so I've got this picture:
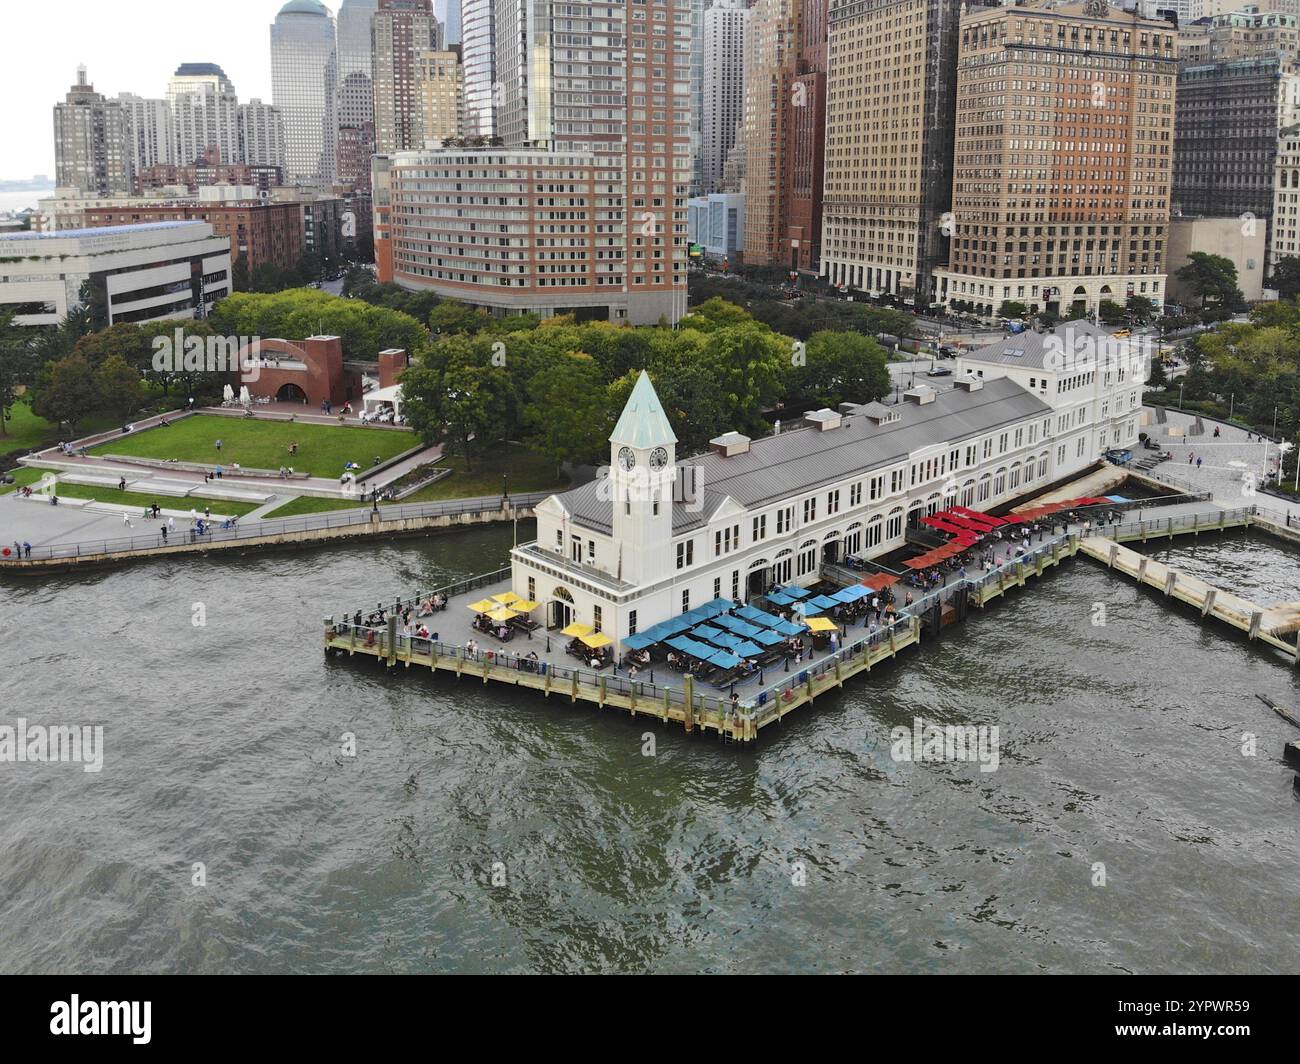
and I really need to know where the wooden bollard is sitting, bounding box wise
[1108,543,1119,569]
[1163,571,1177,597]
[1248,611,1262,641]
[1201,588,1217,617]
[1137,557,1149,583]
[683,675,695,732]
[386,615,397,666]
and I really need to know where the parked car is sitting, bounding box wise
[926,365,953,377]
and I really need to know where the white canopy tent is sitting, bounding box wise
[361,384,404,422]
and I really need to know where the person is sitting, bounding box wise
[23,541,31,558]
[1188,453,1194,464]
[1196,456,1203,469]
[204,505,211,520]
[215,438,223,452]
[160,525,168,542]
[729,691,740,718]
[118,476,126,492]
[167,516,175,532]
[1214,425,1220,438]
[122,512,133,529]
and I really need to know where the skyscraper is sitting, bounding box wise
[373,0,444,154]
[337,0,380,188]
[821,0,963,303]
[702,0,749,195]
[239,99,288,171]
[53,66,132,195]
[167,63,241,166]
[494,0,691,320]
[459,0,495,138]
[933,1,1177,319]
[118,93,175,178]
[271,0,339,187]
[743,0,795,264]
[416,50,464,146]
[435,0,463,44]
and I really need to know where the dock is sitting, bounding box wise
[322,500,1300,743]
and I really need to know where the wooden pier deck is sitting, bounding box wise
[1078,536,1300,664]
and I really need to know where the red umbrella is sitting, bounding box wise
[863,572,900,591]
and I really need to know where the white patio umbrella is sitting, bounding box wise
[239,385,251,406]
[223,384,235,403]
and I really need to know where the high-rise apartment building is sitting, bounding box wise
[435,0,463,43]
[782,0,828,273]
[53,66,132,195]
[702,0,749,195]
[933,1,1178,320]
[118,93,175,179]
[337,0,380,189]
[822,0,962,302]
[373,0,445,154]
[1174,57,1300,232]
[239,99,288,171]
[271,0,339,187]
[416,50,464,146]
[167,63,241,167]
[380,0,692,324]
[743,0,796,264]
[459,0,496,137]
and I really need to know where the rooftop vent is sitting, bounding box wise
[903,384,937,405]
[804,408,843,431]
[709,431,751,457]
[955,374,984,392]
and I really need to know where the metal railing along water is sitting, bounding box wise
[1,491,550,564]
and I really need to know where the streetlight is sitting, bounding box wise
[1178,379,1185,410]
[502,472,509,501]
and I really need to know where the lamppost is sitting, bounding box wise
[502,472,509,501]
[1178,378,1185,410]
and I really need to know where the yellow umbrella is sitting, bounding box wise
[468,598,498,613]
[805,616,838,633]
[561,622,594,637]
[486,606,519,622]
[512,599,540,612]
[580,631,613,648]
[493,591,522,605]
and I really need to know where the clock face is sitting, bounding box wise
[649,446,669,471]
[618,446,636,471]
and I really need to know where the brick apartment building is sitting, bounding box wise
[79,201,304,273]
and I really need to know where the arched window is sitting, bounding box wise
[865,515,884,550]
[796,538,819,577]
[961,478,976,507]
[978,473,992,503]
[844,521,863,556]
[886,506,904,541]
[773,548,794,585]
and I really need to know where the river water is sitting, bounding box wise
[2,524,1298,974]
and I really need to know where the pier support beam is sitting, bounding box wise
[1137,557,1149,583]
[1248,611,1262,641]
[1163,571,1177,597]
[1201,588,1216,618]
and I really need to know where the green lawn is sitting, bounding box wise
[88,415,416,478]
[42,481,261,516]
[3,466,49,493]
[0,401,57,453]
[260,445,568,518]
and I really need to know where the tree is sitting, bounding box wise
[998,300,1028,320]
[428,301,493,337]
[30,354,100,433]
[789,330,890,409]
[1098,300,1127,325]
[1269,255,1300,301]
[1176,252,1243,310]
[1126,295,1157,324]
[96,354,144,421]
[231,254,250,293]
[522,355,612,476]
[400,359,512,470]
[0,311,27,437]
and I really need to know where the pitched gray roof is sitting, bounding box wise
[555,376,1052,535]
[960,321,1119,371]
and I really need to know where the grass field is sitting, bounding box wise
[88,415,416,478]
[41,482,261,516]
[261,445,569,518]
[0,402,57,454]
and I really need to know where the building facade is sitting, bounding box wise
[167,63,241,167]
[336,0,380,189]
[77,201,304,273]
[1173,56,1300,252]
[271,0,339,187]
[118,94,175,178]
[417,49,464,146]
[822,0,962,302]
[238,99,288,170]
[374,0,445,154]
[702,0,749,195]
[459,0,496,138]
[933,1,1178,320]
[688,191,746,258]
[508,347,1140,652]
[742,0,796,264]
[53,67,133,196]
[1167,214,1268,300]
[0,222,231,327]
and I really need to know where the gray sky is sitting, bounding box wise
[0,0,288,181]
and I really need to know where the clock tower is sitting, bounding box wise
[609,372,677,585]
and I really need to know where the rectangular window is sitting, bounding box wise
[676,540,693,569]
[827,490,840,515]
[752,514,767,540]
[629,609,637,635]
[527,577,535,602]
[850,482,862,507]
[731,569,739,599]
[803,497,817,523]
[593,605,603,632]
[713,576,721,598]
[681,589,690,613]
